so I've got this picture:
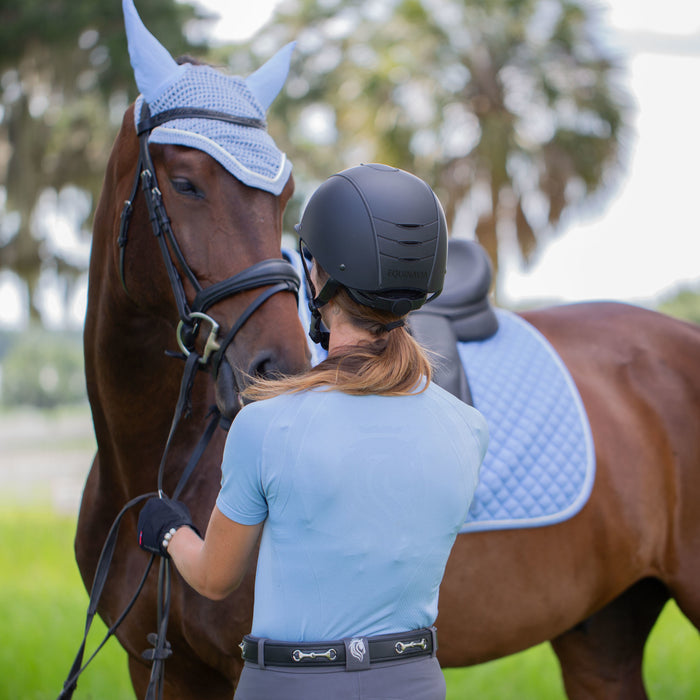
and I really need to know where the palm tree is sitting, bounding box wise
[256,0,630,288]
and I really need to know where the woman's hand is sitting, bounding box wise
[138,501,263,601]
[137,496,199,557]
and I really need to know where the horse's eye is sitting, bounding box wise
[171,178,203,199]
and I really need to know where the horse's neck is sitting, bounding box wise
[85,282,213,496]
[84,125,218,497]
[86,182,182,436]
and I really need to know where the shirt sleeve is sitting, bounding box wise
[216,403,269,525]
[467,405,490,463]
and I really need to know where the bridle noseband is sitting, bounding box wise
[58,105,302,700]
[117,103,301,373]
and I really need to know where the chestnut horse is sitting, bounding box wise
[77,105,700,699]
[438,301,700,699]
[72,9,700,698]
[74,95,310,697]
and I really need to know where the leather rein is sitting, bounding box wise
[59,104,300,700]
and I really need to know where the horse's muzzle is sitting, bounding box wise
[214,359,244,422]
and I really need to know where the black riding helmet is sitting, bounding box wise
[297,164,448,325]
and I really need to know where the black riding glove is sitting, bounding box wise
[137,496,198,558]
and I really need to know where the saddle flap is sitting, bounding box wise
[408,313,473,406]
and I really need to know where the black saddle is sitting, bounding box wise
[408,239,498,405]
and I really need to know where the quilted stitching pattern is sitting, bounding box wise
[458,309,595,532]
[289,245,595,535]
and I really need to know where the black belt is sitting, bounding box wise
[239,627,437,670]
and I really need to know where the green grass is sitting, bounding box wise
[2,508,699,699]
[0,508,132,700]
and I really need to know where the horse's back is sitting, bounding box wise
[522,300,700,358]
[523,301,700,579]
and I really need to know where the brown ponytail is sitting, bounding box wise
[242,286,432,400]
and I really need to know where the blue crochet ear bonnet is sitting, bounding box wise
[123,0,293,196]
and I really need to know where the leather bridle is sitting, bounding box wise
[117,103,301,373]
[59,104,301,700]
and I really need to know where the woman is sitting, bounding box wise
[138,163,489,700]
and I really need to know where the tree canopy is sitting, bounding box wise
[1,0,631,323]
[257,0,631,284]
[0,0,199,320]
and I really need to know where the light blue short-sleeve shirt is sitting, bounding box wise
[216,382,488,642]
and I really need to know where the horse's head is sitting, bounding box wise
[113,0,310,420]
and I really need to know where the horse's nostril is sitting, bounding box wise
[248,352,276,380]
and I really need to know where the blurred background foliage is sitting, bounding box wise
[256,0,632,278]
[1,0,630,322]
[0,0,199,322]
[0,327,85,407]
[656,286,700,326]
[0,0,698,408]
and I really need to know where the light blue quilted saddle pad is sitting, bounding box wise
[283,248,595,534]
[459,309,595,533]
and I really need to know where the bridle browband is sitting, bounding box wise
[59,104,300,700]
[117,102,300,371]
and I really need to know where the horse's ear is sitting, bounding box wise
[245,42,296,112]
[123,0,185,102]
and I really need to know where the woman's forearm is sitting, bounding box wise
[167,508,263,601]
[167,527,231,600]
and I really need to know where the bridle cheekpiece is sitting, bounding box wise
[117,103,301,374]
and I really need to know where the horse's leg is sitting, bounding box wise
[550,578,669,700]
[128,656,150,699]
[666,566,700,661]
[128,651,236,700]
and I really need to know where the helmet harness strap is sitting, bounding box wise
[298,240,332,350]
[298,239,343,350]
[298,241,408,350]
